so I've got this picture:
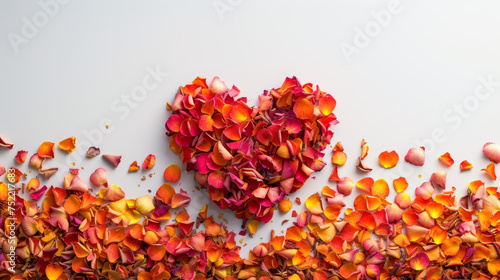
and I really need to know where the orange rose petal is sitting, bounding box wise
[393,177,408,193]
[63,194,81,215]
[321,186,336,198]
[293,98,314,120]
[406,225,430,242]
[26,178,40,191]
[482,162,497,180]
[339,262,358,279]
[230,104,251,123]
[128,161,139,172]
[45,263,63,280]
[371,178,389,197]
[278,199,293,213]
[438,152,454,167]
[331,151,347,166]
[426,202,444,219]
[468,180,484,194]
[318,94,336,116]
[58,137,77,153]
[324,204,342,220]
[156,183,175,204]
[378,151,399,169]
[429,225,447,245]
[356,177,374,194]
[402,209,418,226]
[317,224,335,243]
[147,244,167,261]
[358,212,376,230]
[305,193,323,214]
[460,160,473,171]
[488,259,500,275]
[164,164,181,182]
[38,141,55,158]
[329,166,340,181]
[441,237,461,256]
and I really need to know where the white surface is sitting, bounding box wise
[2,0,500,256]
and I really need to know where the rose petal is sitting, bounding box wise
[460,160,473,171]
[45,264,63,280]
[404,146,425,166]
[356,177,374,194]
[293,98,314,120]
[415,182,434,200]
[15,150,28,164]
[142,154,155,169]
[438,152,454,167]
[86,146,100,158]
[136,195,155,215]
[371,178,389,197]
[482,162,497,180]
[103,184,126,201]
[103,154,122,167]
[393,177,408,193]
[210,76,229,94]
[337,177,354,196]
[410,252,430,271]
[58,137,77,153]
[331,151,347,166]
[38,141,55,158]
[0,135,14,149]
[483,142,500,163]
[164,164,181,182]
[90,167,107,187]
[378,151,399,168]
[305,193,323,215]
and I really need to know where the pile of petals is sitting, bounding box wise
[0,170,244,280]
[165,77,338,223]
[4,162,500,279]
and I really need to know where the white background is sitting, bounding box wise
[2,0,500,255]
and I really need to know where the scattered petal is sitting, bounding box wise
[164,164,181,182]
[103,154,122,167]
[379,151,399,168]
[438,152,454,167]
[404,147,425,166]
[142,154,156,169]
[58,137,77,153]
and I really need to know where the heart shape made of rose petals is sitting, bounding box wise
[166,76,338,224]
